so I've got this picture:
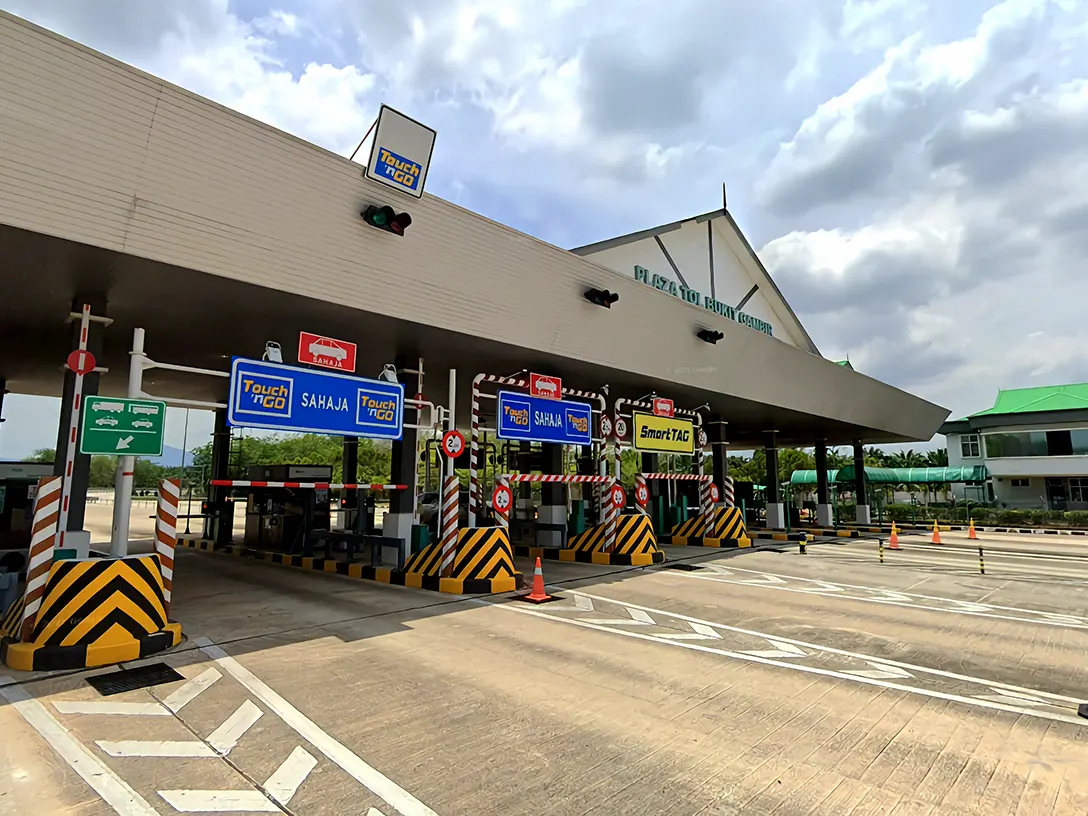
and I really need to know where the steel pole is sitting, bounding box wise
[110,327,145,556]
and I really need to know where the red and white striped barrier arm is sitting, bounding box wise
[208,480,408,490]
[503,474,612,483]
[156,478,180,613]
[439,474,460,576]
[20,476,63,642]
[640,473,709,481]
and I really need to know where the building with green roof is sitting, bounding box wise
[939,383,1088,510]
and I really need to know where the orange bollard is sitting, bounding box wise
[888,522,901,550]
[521,557,553,604]
[968,518,978,540]
[931,519,942,544]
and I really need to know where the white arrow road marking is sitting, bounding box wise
[974,688,1053,707]
[116,435,134,450]
[736,574,787,585]
[572,595,594,612]
[947,600,992,613]
[793,581,845,593]
[741,639,808,659]
[656,622,722,640]
[208,701,263,755]
[368,810,388,816]
[583,607,656,626]
[53,668,221,717]
[871,591,914,603]
[844,661,914,680]
[98,740,218,758]
[1035,612,1088,625]
[159,746,317,813]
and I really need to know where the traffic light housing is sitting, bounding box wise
[697,329,725,344]
[584,288,620,308]
[361,204,412,236]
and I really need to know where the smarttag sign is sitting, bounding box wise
[364,105,437,200]
[228,358,403,440]
[632,412,695,455]
[496,391,592,446]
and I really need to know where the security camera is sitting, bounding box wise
[263,341,283,363]
[379,364,399,384]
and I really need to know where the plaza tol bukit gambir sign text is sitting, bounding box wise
[634,265,773,337]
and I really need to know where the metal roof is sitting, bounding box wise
[971,383,1088,416]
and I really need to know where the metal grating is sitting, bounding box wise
[660,563,704,571]
[86,662,184,697]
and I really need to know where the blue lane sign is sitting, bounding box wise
[496,391,592,446]
[228,358,403,440]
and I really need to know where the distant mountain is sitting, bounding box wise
[148,446,192,468]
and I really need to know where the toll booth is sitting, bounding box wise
[0,462,54,574]
[242,465,334,551]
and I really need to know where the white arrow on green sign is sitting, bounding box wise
[80,397,166,456]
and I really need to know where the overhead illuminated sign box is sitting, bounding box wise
[364,104,437,199]
[228,358,403,440]
[496,391,592,446]
[633,412,695,454]
[633,265,773,337]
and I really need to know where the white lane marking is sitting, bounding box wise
[482,598,1088,727]
[54,701,169,716]
[163,668,222,712]
[655,621,722,640]
[97,740,217,758]
[195,638,441,816]
[741,639,808,659]
[583,606,655,625]
[369,810,389,816]
[845,661,913,680]
[265,746,318,805]
[0,679,163,816]
[157,790,279,812]
[207,701,263,755]
[573,595,594,612]
[672,566,1088,628]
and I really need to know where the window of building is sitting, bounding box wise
[1010,478,1030,488]
[960,434,981,458]
[985,431,1061,457]
[1070,478,1088,503]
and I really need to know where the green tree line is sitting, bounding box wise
[29,449,185,489]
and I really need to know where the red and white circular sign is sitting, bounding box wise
[66,349,96,376]
[698,428,708,448]
[599,414,613,439]
[492,484,513,514]
[441,430,466,459]
[614,417,628,439]
[635,483,649,506]
[610,484,626,509]
[710,483,721,503]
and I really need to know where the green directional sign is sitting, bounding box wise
[80,397,166,456]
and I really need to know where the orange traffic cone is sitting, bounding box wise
[931,519,942,544]
[888,522,901,550]
[968,518,978,540]
[521,557,553,604]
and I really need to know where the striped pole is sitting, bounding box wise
[20,476,63,642]
[495,475,510,533]
[438,474,460,576]
[634,473,649,516]
[58,304,92,550]
[699,477,713,534]
[723,476,735,508]
[156,478,180,613]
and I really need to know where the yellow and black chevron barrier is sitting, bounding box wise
[516,514,664,566]
[182,528,519,595]
[670,507,751,548]
[176,534,217,550]
[0,594,24,639]
[0,555,182,672]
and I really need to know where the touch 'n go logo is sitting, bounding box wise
[240,374,292,417]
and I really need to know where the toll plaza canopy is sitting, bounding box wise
[0,11,949,448]
[789,466,990,485]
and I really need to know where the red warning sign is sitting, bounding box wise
[298,331,357,373]
[66,350,96,376]
[441,430,466,458]
[611,484,626,509]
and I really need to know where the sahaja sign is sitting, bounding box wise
[633,265,773,337]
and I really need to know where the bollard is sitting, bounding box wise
[879,538,884,564]
[799,540,807,555]
[978,546,985,575]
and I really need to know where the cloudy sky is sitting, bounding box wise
[2,0,1088,459]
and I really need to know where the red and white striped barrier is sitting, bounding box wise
[20,476,63,642]
[503,474,612,484]
[640,473,708,481]
[208,480,408,490]
[438,475,460,576]
[699,478,713,525]
[722,475,735,507]
[156,479,180,613]
[604,478,620,551]
[494,476,511,532]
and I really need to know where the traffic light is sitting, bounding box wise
[697,329,725,344]
[361,205,412,236]
[584,288,620,308]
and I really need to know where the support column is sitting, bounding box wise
[516,441,533,523]
[538,443,565,547]
[853,441,870,524]
[342,437,358,529]
[764,431,784,529]
[54,296,106,555]
[708,418,729,507]
[207,408,234,546]
[385,358,419,542]
[815,442,833,527]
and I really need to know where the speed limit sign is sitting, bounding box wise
[614,417,628,439]
[441,430,466,458]
[610,484,626,509]
[492,484,513,514]
[635,483,649,507]
[599,414,613,439]
[710,483,720,503]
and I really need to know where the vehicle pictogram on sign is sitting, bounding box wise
[611,484,626,509]
[636,483,649,506]
[710,483,720,503]
[652,397,674,417]
[530,373,562,399]
[297,331,358,373]
[493,484,513,514]
[441,430,466,458]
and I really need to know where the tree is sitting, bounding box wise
[28,448,55,463]
[189,433,392,483]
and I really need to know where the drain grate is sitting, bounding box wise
[86,662,184,697]
[660,563,704,571]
